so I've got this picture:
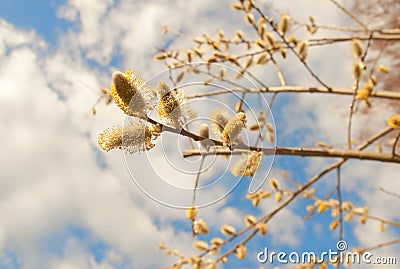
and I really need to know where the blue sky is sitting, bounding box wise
[0,1,399,269]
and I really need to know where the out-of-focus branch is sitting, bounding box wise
[213,127,394,263]
[187,86,400,100]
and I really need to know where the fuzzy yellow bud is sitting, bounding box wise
[379,222,385,233]
[98,122,159,154]
[98,126,123,152]
[359,215,367,224]
[193,219,210,235]
[193,240,209,251]
[255,39,267,49]
[356,89,370,100]
[387,114,400,129]
[317,201,329,213]
[352,62,364,80]
[377,64,389,73]
[269,178,279,190]
[157,82,189,128]
[186,206,197,220]
[255,53,269,65]
[296,40,308,61]
[257,223,268,236]
[231,2,243,10]
[221,112,247,146]
[244,214,257,227]
[210,237,224,248]
[220,225,236,237]
[154,52,167,60]
[235,245,247,259]
[351,39,363,58]
[275,192,283,202]
[210,108,229,138]
[245,13,255,25]
[344,213,354,222]
[265,32,276,46]
[230,151,262,177]
[278,14,290,35]
[198,123,211,151]
[111,70,156,116]
[329,219,339,230]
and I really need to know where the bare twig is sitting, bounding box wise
[392,130,400,156]
[183,145,400,163]
[328,0,369,31]
[337,166,344,241]
[380,187,400,199]
[186,86,400,100]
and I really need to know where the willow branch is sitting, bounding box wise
[183,145,400,164]
[186,86,400,100]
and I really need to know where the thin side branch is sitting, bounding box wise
[186,86,400,100]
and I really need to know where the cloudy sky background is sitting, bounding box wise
[0,0,399,268]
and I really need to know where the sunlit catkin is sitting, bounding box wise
[257,223,268,236]
[269,178,279,190]
[111,70,156,116]
[278,14,290,35]
[193,219,209,235]
[296,40,308,61]
[352,62,364,80]
[377,64,389,73]
[193,240,208,252]
[220,225,236,237]
[387,114,400,129]
[157,82,189,128]
[122,121,160,154]
[351,39,363,58]
[98,121,159,154]
[329,219,339,230]
[186,206,198,220]
[210,108,229,138]
[230,151,262,177]
[244,214,257,227]
[221,112,247,146]
[235,245,247,259]
[98,125,123,152]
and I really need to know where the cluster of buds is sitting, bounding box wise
[98,69,192,154]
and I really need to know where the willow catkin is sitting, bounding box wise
[198,123,212,151]
[296,40,308,61]
[244,214,257,227]
[98,121,159,154]
[235,245,247,259]
[210,108,229,138]
[387,114,400,129]
[111,70,156,116]
[157,82,189,128]
[278,14,290,35]
[220,225,236,237]
[98,125,123,152]
[230,151,262,177]
[351,39,363,58]
[352,62,364,80]
[192,240,208,251]
[221,112,247,146]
